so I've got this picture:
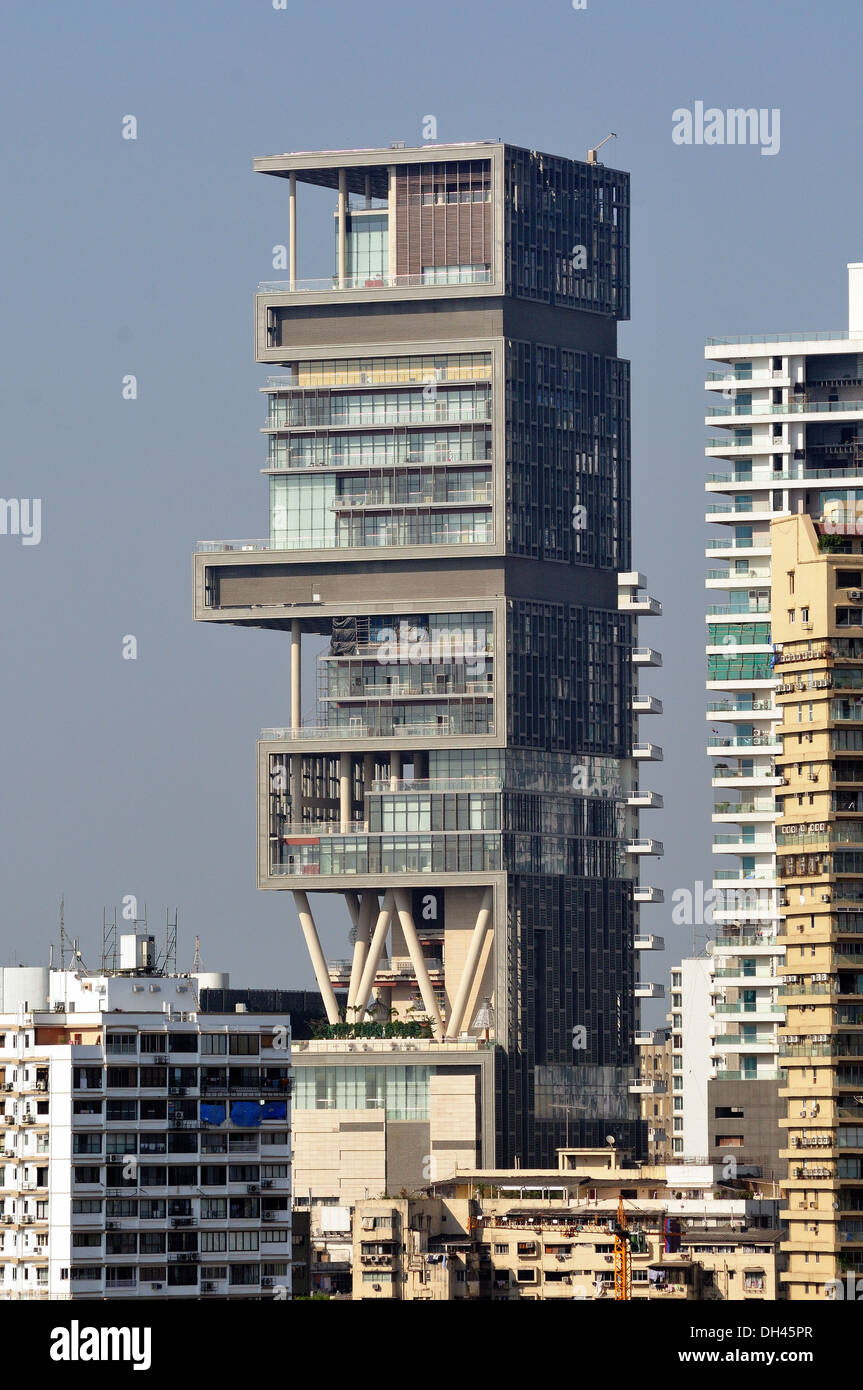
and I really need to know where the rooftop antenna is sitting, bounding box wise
[192,934,203,974]
[59,896,72,970]
[587,132,617,166]
[101,905,118,974]
[163,908,178,976]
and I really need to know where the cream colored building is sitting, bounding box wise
[351,1147,783,1300]
[771,512,863,1298]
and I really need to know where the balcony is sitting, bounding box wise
[269,830,501,878]
[635,982,665,1000]
[632,743,663,761]
[618,591,662,617]
[632,695,663,714]
[632,648,662,667]
[635,935,665,951]
[626,839,664,856]
[629,1078,667,1095]
[634,886,664,903]
[628,790,663,809]
[259,268,494,295]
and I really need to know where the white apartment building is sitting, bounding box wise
[705,263,863,1088]
[0,935,292,1300]
[668,958,713,1160]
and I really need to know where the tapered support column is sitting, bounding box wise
[340,752,352,831]
[355,891,395,1018]
[394,889,444,1039]
[347,892,374,1016]
[292,890,340,1025]
[445,888,494,1038]
[337,169,347,288]
[288,172,297,290]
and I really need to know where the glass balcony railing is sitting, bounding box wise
[269,831,501,877]
[706,331,848,345]
[259,268,494,294]
[708,399,863,417]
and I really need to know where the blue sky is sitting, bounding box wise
[0,0,860,1002]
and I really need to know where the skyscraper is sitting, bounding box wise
[704,265,863,1217]
[194,140,661,1181]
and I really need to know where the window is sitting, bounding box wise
[201,1035,228,1055]
[201,1231,227,1253]
[201,1198,227,1220]
[788,571,795,595]
[229,1035,259,1056]
[716,1135,743,1147]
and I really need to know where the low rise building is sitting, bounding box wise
[351,1146,783,1300]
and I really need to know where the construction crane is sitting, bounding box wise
[587,132,617,166]
[613,1196,632,1301]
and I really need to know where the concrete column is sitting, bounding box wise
[337,169,347,288]
[289,172,297,290]
[390,751,402,791]
[290,620,301,730]
[446,888,493,1038]
[340,752,352,831]
[289,755,302,827]
[355,891,395,1016]
[347,892,374,1016]
[292,890,340,1024]
[363,754,375,795]
[387,164,396,285]
[394,889,443,1039]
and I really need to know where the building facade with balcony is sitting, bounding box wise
[704,264,863,1181]
[350,1147,783,1301]
[0,939,291,1300]
[194,140,662,1172]
[769,512,863,1299]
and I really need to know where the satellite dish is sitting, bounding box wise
[606,1135,615,1146]
[706,940,715,955]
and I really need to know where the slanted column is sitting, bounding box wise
[355,891,395,1016]
[337,169,348,288]
[446,888,494,1038]
[394,889,444,1039]
[292,890,340,1024]
[347,892,374,1016]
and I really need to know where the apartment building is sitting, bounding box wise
[704,264,863,1183]
[769,511,863,1298]
[350,1147,783,1300]
[637,1026,672,1163]
[193,139,663,1177]
[0,936,292,1300]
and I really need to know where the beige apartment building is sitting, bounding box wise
[772,512,863,1298]
[351,1147,782,1300]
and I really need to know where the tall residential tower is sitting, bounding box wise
[704,264,863,1198]
[195,141,662,1180]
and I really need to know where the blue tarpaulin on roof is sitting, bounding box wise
[231,1101,262,1127]
[200,1103,226,1126]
